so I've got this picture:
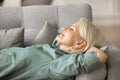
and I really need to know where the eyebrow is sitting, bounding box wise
[71,26,76,31]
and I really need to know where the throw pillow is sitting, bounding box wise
[0,27,24,49]
[32,21,58,46]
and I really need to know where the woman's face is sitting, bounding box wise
[56,22,81,47]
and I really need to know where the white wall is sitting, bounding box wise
[52,0,120,25]
[3,0,21,6]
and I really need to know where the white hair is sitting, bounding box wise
[79,18,105,52]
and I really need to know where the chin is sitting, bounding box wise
[56,36,59,40]
[56,37,63,45]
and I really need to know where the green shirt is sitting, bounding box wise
[0,40,103,80]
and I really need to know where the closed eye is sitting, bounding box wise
[69,27,74,31]
[70,27,75,31]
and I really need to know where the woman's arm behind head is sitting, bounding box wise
[86,46,108,64]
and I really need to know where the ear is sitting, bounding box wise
[74,40,87,49]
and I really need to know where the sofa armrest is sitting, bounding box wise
[105,41,120,80]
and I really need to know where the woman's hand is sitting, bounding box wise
[87,47,108,64]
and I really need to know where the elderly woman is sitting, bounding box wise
[0,18,107,80]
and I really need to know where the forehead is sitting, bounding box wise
[71,22,80,35]
[71,22,80,30]
[71,22,81,40]
[72,22,80,28]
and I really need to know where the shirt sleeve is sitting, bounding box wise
[47,52,104,79]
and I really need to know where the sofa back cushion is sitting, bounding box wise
[0,7,22,29]
[22,5,58,46]
[57,4,92,29]
[0,7,24,48]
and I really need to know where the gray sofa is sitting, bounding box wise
[0,3,120,80]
